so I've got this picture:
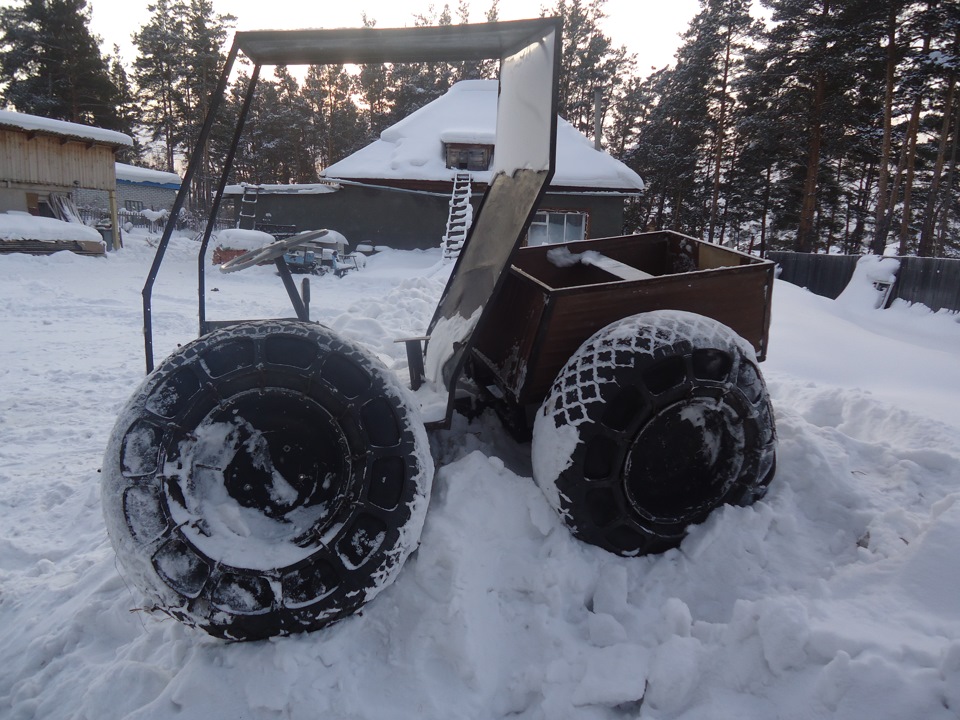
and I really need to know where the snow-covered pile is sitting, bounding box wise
[1,233,958,719]
[0,210,102,243]
[213,227,277,251]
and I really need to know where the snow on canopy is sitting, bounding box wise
[321,80,645,192]
[0,109,133,148]
[115,163,181,189]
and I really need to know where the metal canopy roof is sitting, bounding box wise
[234,18,558,66]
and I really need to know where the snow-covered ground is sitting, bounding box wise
[1,232,959,720]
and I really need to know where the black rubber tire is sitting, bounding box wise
[102,320,432,640]
[531,310,776,556]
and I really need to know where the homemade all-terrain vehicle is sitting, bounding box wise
[102,19,777,641]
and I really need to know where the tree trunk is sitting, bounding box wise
[870,4,898,255]
[918,55,957,256]
[897,112,920,255]
[935,98,960,255]
[796,68,826,253]
[708,27,733,244]
[759,163,772,258]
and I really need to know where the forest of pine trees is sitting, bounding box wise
[0,0,957,256]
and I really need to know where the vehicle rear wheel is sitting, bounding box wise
[102,320,432,640]
[531,310,776,556]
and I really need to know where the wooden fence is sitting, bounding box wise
[769,252,960,313]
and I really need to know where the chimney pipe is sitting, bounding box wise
[594,87,603,151]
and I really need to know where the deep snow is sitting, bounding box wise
[1,232,959,719]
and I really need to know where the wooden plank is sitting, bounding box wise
[579,252,654,281]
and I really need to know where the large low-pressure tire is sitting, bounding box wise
[102,320,432,640]
[532,310,776,556]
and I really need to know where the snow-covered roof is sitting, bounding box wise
[223,182,340,196]
[321,80,644,192]
[0,109,133,148]
[116,163,181,188]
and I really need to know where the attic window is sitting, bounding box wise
[445,143,493,171]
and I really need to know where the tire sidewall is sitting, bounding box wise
[102,320,432,639]
[532,310,776,556]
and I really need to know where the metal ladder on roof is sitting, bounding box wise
[237,183,262,230]
[441,172,473,261]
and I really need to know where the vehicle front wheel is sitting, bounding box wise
[531,311,776,556]
[102,320,432,640]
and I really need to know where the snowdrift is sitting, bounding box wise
[1,235,958,719]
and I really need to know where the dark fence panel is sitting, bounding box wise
[770,252,960,313]
[895,258,960,313]
[768,252,859,300]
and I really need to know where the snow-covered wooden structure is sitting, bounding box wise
[227,80,644,252]
[0,110,132,252]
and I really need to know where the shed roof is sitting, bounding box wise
[0,110,133,149]
[115,163,181,188]
[320,80,643,192]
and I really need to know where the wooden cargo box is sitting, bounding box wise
[471,230,775,408]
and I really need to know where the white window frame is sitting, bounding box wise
[527,209,588,245]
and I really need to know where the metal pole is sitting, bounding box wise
[594,87,603,151]
[141,41,240,373]
[199,64,262,336]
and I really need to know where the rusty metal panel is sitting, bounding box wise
[0,129,116,190]
[471,269,549,400]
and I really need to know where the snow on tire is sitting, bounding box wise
[531,310,776,556]
[101,320,432,641]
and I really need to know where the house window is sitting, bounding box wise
[444,143,493,171]
[125,200,144,212]
[527,210,588,245]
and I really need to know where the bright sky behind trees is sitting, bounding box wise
[78,0,699,79]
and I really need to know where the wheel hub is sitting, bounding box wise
[164,389,353,571]
[623,397,745,525]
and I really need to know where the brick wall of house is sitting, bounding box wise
[74,183,178,212]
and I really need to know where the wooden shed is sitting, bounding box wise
[0,110,133,252]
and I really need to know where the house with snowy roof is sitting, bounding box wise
[226,80,644,252]
[75,163,182,232]
[0,109,132,253]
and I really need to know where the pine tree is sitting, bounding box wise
[0,0,121,128]
[108,46,141,162]
[181,0,234,209]
[133,0,187,172]
[542,0,630,138]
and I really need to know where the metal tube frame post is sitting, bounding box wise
[198,64,262,337]
[141,43,239,373]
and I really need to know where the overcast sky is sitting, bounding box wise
[70,0,699,78]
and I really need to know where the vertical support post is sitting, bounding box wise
[142,42,239,373]
[108,189,122,249]
[593,87,603,151]
[199,64,262,336]
[274,257,309,321]
[301,277,311,319]
[404,339,426,391]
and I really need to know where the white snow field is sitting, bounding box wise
[1,233,959,720]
